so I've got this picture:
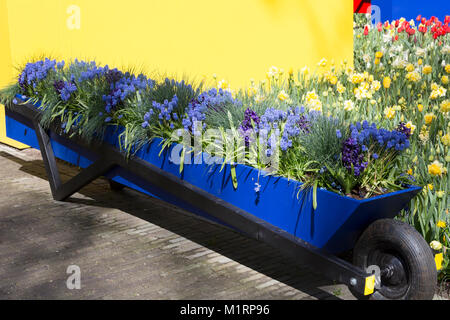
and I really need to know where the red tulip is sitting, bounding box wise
[364,25,369,36]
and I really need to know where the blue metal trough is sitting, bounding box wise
[4,99,421,254]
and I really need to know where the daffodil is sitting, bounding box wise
[436,191,446,199]
[384,107,396,120]
[343,100,355,111]
[277,90,289,102]
[317,58,327,67]
[405,121,416,134]
[430,240,443,251]
[437,220,447,228]
[441,134,450,146]
[337,82,345,94]
[428,160,444,176]
[440,100,450,113]
[422,65,432,74]
[445,64,450,73]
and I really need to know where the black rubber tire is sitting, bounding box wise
[350,219,436,300]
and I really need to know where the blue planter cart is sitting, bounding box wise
[4,99,438,300]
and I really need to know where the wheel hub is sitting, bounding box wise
[368,250,410,299]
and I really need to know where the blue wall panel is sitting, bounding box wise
[371,0,450,22]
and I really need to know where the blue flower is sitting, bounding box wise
[336,129,342,139]
[373,153,379,159]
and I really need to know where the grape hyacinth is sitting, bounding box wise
[141,95,179,129]
[53,80,77,102]
[239,108,260,147]
[18,58,57,90]
[102,73,152,116]
[341,137,367,176]
[182,88,237,134]
[349,121,410,152]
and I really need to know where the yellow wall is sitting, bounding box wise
[3,0,353,88]
[1,0,352,147]
[0,0,28,148]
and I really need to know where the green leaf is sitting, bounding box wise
[180,146,185,174]
[312,180,318,210]
[230,165,238,189]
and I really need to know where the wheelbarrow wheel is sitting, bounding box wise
[350,219,436,300]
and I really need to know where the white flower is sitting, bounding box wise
[430,240,443,251]
[416,47,426,57]
[344,100,355,111]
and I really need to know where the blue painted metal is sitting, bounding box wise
[4,103,422,254]
[371,0,450,23]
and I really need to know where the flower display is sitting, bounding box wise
[1,12,449,278]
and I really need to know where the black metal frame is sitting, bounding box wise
[5,102,374,296]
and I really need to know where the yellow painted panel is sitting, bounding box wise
[0,0,28,149]
[4,0,353,89]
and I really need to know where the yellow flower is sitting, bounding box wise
[301,65,310,75]
[417,104,424,112]
[343,100,355,111]
[383,76,391,88]
[254,94,265,103]
[406,63,415,72]
[288,67,294,76]
[384,107,396,120]
[277,90,289,102]
[375,51,383,59]
[350,73,364,84]
[406,71,421,82]
[442,75,449,85]
[428,160,444,176]
[418,58,423,65]
[405,121,416,134]
[305,90,319,102]
[337,82,345,94]
[317,58,327,67]
[407,168,413,175]
[436,191,446,199]
[430,240,443,251]
[247,86,257,97]
[422,65,432,74]
[424,113,435,125]
[445,64,450,73]
[440,100,450,113]
[217,79,230,90]
[374,58,380,65]
[441,134,450,146]
[267,66,279,78]
[329,75,338,85]
[437,220,447,228]
[371,80,381,91]
[427,184,434,191]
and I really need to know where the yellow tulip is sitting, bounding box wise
[424,113,435,125]
[383,76,391,88]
